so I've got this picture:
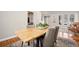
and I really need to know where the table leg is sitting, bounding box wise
[39,34,45,47]
[36,34,45,47]
[28,42,30,46]
[21,41,24,47]
[36,38,39,47]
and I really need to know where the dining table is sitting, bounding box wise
[15,28,48,47]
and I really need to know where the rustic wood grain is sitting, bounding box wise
[15,28,48,42]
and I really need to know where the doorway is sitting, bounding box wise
[27,11,34,28]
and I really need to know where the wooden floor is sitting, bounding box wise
[0,37,78,47]
[0,37,20,47]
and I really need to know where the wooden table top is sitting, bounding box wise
[15,28,48,42]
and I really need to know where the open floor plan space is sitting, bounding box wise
[0,11,79,47]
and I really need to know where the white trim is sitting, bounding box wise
[0,35,16,42]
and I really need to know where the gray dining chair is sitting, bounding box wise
[43,26,59,47]
[54,26,59,46]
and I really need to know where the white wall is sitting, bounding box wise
[0,13,3,34]
[0,11,27,38]
[77,12,79,21]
